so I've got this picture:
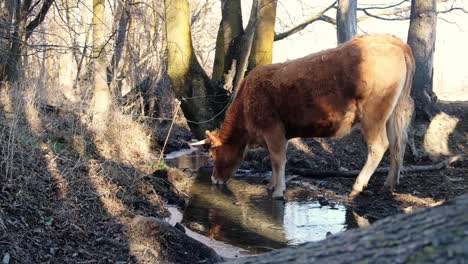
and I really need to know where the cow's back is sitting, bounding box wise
[240,34,410,140]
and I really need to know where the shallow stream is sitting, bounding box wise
[164,148,359,257]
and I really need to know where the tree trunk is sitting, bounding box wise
[4,0,30,83]
[248,0,277,70]
[336,0,357,44]
[211,0,244,84]
[0,0,11,82]
[118,0,136,96]
[227,194,468,264]
[164,0,228,139]
[91,0,112,118]
[407,0,437,120]
[233,0,260,92]
[0,0,53,83]
[108,0,129,95]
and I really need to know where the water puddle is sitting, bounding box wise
[164,149,360,255]
[164,147,209,170]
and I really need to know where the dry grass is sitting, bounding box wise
[0,77,184,263]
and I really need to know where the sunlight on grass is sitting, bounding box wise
[423,112,459,156]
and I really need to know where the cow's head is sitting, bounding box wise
[191,130,243,184]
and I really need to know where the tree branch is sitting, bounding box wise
[358,7,411,22]
[355,0,467,22]
[356,0,409,11]
[438,6,468,14]
[233,0,260,96]
[274,2,337,42]
[25,0,54,40]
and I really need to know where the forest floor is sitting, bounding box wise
[0,93,466,263]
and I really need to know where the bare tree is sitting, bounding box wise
[336,0,357,44]
[164,0,278,138]
[407,0,438,120]
[211,0,244,84]
[91,0,112,117]
[164,0,228,139]
[248,0,277,69]
[0,0,54,83]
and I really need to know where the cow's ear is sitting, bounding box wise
[206,130,223,148]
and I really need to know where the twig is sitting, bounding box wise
[274,1,337,41]
[288,155,462,178]
[156,101,181,166]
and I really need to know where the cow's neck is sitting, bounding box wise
[219,98,248,152]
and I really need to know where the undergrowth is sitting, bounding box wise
[0,80,185,263]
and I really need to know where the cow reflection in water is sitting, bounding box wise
[181,177,367,252]
[182,179,288,253]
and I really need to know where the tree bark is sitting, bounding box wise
[91,0,112,118]
[0,0,54,83]
[407,0,437,120]
[227,194,468,264]
[0,0,11,81]
[108,0,129,95]
[233,0,260,93]
[164,0,228,139]
[248,0,277,70]
[336,0,357,44]
[4,0,30,82]
[211,0,244,84]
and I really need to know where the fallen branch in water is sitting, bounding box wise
[287,155,462,178]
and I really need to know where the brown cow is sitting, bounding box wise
[192,34,415,199]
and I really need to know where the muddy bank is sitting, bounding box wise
[128,215,223,264]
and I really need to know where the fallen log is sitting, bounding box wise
[225,193,468,264]
[288,155,461,178]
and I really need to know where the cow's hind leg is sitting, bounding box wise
[351,123,389,198]
[264,125,288,199]
[384,116,402,190]
[384,97,413,190]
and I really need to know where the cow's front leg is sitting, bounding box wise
[266,171,277,191]
[264,126,288,199]
[211,175,226,185]
[271,156,286,199]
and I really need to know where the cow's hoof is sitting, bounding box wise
[211,176,225,185]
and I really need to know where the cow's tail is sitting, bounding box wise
[386,46,415,188]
